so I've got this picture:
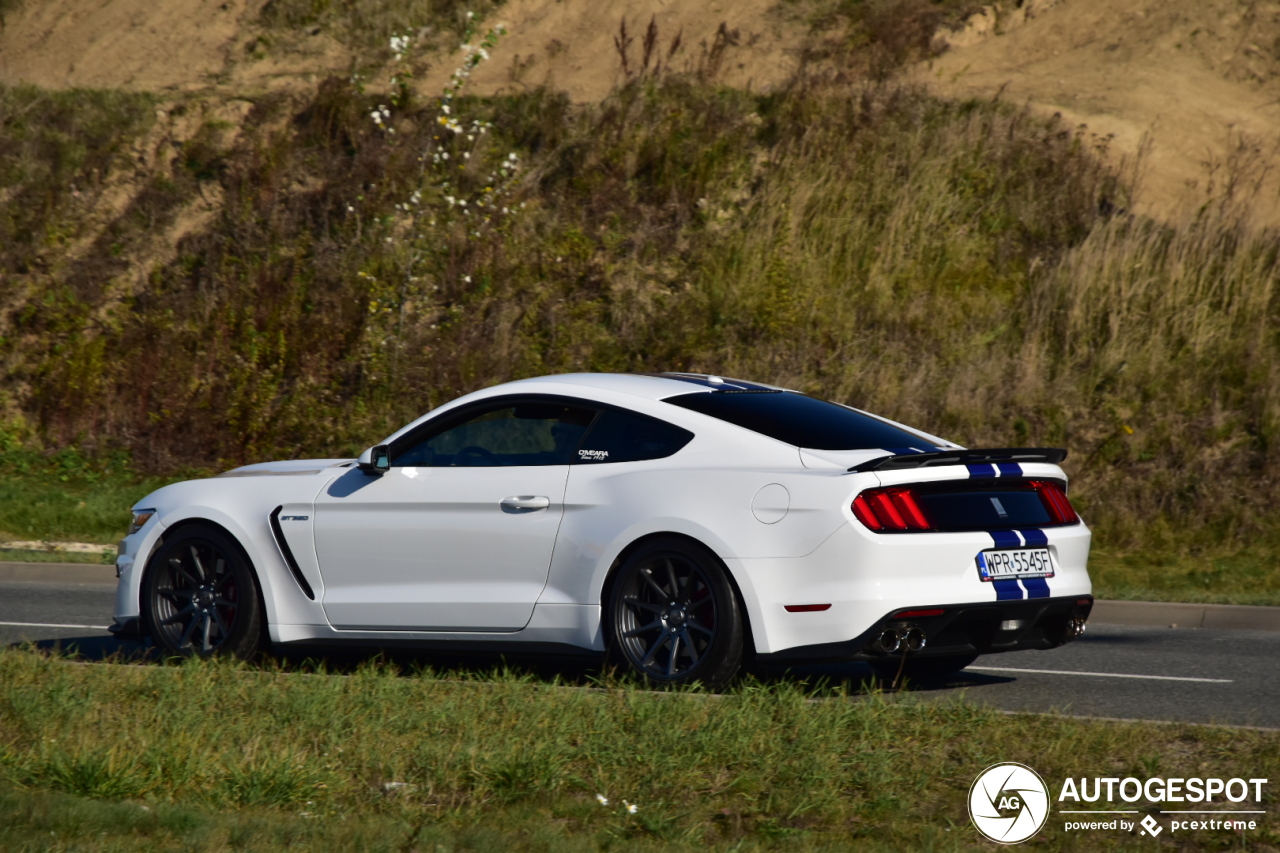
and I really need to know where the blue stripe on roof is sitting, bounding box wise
[967,463,997,478]
[997,462,1023,477]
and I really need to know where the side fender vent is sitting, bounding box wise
[269,505,315,600]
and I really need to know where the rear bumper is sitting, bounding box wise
[756,594,1092,663]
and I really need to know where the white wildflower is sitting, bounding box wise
[596,794,609,806]
[625,800,638,815]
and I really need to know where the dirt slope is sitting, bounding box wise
[419,0,799,101]
[0,0,799,97]
[0,0,256,90]
[924,0,1280,224]
[4,0,1280,224]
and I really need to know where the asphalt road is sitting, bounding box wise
[3,574,1276,729]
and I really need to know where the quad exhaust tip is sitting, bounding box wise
[1064,608,1088,642]
[878,626,927,654]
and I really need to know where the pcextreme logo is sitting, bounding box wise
[967,764,1270,844]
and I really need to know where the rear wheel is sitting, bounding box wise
[870,653,978,682]
[142,525,263,659]
[607,537,744,690]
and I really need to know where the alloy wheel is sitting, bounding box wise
[614,553,718,680]
[150,541,240,654]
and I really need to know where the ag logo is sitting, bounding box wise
[969,762,1050,844]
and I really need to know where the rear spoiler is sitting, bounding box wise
[849,447,1068,473]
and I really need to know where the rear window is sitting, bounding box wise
[574,409,694,464]
[664,391,935,451]
[916,489,1052,530]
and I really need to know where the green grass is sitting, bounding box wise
[1089,547,1280,606]
[0,649,1275,851]
[258,0,506,53]
[0,549,113,565]
[0,449,188,545]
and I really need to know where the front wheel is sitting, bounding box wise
[607,537,744,690]
[142,525,264,659]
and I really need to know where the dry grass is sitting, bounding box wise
[0,11,1277,586]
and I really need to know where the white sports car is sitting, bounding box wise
[113,373,1092,687]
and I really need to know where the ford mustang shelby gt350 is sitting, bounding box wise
[114,373,1092,687]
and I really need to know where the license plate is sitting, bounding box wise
[976,547,1055,581]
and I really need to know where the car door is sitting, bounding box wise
[313,398,598,632]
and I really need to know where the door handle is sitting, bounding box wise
[500,495,551,513]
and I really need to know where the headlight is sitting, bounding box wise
[128,508,156,535]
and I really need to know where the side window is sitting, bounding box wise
[393,402,597,467]
[574,409,693,464]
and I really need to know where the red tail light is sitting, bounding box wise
[852,487,933,531]
[1030,480,1079,524]
[852,480,1081,532]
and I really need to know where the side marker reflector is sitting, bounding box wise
[784,604,832,613]
[891,608,945,619]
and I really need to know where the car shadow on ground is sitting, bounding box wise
[12,634,1016,696]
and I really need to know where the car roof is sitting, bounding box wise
[496,372,786,401]
[379,373,783,448]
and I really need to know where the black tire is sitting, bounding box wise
[606,537,744,690]
[142,524,264,659]
[870,653,978,682]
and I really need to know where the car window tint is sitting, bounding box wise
[663,391,934,451]
[574,409,694,464]
[393,402,597,467]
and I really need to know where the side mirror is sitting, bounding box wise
[356,445,390,475]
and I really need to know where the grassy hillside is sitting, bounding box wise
[0,7,1277,600]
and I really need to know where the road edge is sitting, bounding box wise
[1089,599,1280,631]
[5,563,1280,632]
